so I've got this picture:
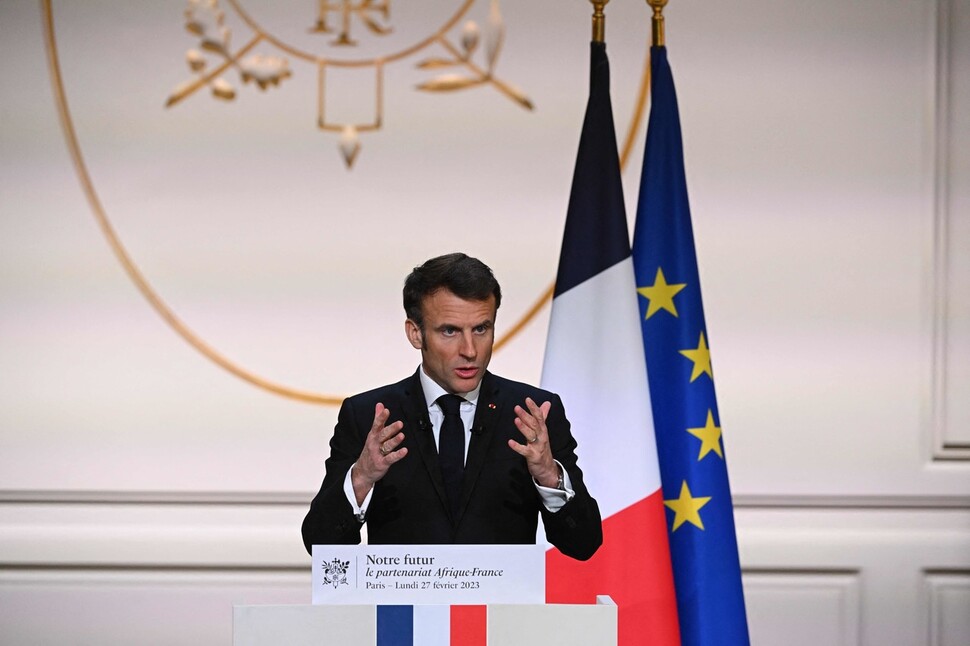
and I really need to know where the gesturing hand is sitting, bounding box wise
[351,403,407,504]
[508,398,560,488]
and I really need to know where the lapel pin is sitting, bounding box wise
[488,403,496,409]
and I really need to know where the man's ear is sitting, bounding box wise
[405,319,423,350]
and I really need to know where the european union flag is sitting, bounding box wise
[632,46,750,645]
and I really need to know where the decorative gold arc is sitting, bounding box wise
[225,0,475,68]
[42,0,652,406]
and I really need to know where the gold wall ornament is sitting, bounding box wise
[42,0,656,406]
[316,61,384,157]
[165,0,532,167]
[166,0,291,108]
[309,0,393,46]
[414,2,531,110]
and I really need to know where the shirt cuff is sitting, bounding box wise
[344,463,373,523]
[535,460,575,512]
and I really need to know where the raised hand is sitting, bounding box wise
[351,402,407,504]
[508,398,560,488]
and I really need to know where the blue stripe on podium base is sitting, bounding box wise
[377,605,414,646]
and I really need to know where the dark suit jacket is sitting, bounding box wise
[302,370,602,561]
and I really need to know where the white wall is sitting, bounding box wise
[0,0,968,643]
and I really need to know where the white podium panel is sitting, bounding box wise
[234,604,373,646]
[233,597,617,646]
[488,596,618,646]
[311,544,545,605]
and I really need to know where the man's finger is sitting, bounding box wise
[524,397,542,419]
[379,420,404,443]
[513,405,538,429]
[525,399,551,426]
[383,447,409,463]
[378,431,406,456]
[513,416,538,443]
[539,400,552,419]
[507,439,531,457]
[370,403,390,434]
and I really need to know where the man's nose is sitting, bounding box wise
[459,332,477,359]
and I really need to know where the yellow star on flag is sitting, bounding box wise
[679,331,713,382]
[664,480,712,531]
[687,409,723,460]
[636,267,687,319]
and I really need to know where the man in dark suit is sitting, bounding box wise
[302,253,602,561]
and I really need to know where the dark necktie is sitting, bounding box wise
[436,394,465,520]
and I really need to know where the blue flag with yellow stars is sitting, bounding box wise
[632,45,750,646]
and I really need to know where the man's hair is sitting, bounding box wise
[403,253,502,328]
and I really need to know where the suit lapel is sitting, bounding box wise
[457,371,503,523]
[401,371,450,514]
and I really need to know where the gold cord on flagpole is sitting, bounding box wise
[590,1,608,43]
[647,0,668,47]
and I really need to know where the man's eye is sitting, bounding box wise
[442,328,458,336]
[474,326,488,334]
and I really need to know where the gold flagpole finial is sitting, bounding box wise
[590,1,609,43]
[647,0,668,47]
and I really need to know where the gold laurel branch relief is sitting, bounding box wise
[166,1,293,108]
[166,34,264,107]
[42,0,652,406]
[415,2,532,111]
[416,33,532,111]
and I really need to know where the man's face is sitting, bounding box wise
[405,289,496,395]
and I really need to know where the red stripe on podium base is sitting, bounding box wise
[450,605,486,646]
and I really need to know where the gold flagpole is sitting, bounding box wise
[590,1,608,43]
[647,0,668,47]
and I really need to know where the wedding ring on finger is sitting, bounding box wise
[529,435,538,444]
[379,443,389,456]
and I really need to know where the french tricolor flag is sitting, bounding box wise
[376,605,486,646]
[541,42,680,645]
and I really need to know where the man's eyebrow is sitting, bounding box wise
[434,320,492,330]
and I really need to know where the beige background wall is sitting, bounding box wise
[1,0,968,643]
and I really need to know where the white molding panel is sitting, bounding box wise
[926,572,970,646]
[737,506,970,646]
[743,571,860,646]
[933,0,970,460]
[0,503,311,568]
[0,568,309,646]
